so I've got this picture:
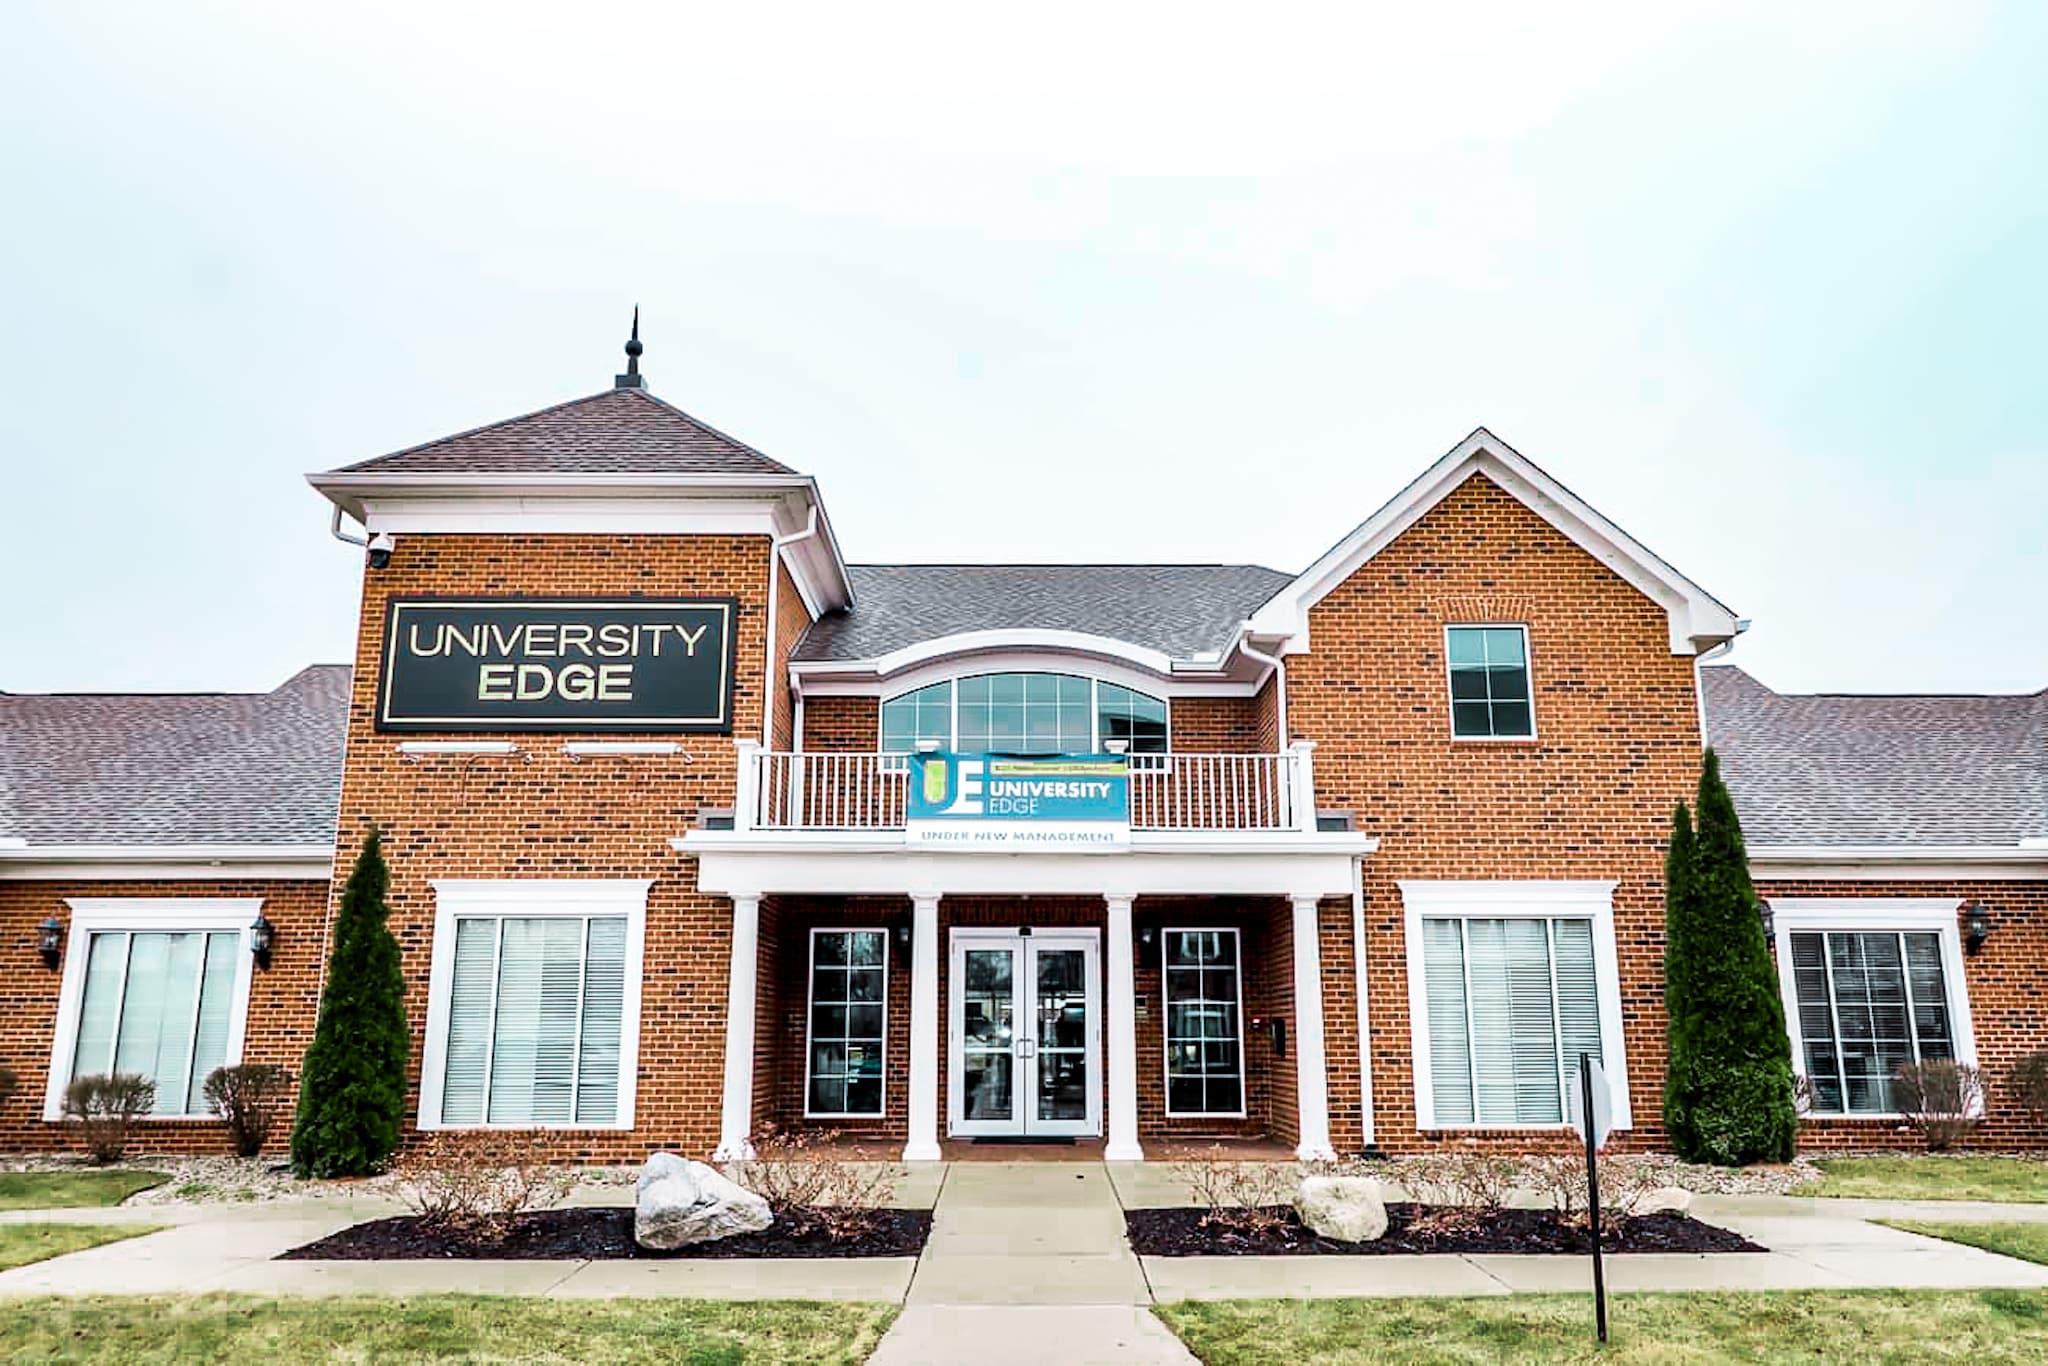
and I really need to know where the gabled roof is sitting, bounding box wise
[1703,665,2048,847]
[1248,428,1742,655]
[329,387,798,478]
[0,666,351,847]
[792,564,1295,667]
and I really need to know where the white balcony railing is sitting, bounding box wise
[737,745,1317,834]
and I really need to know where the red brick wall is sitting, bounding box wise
[803,695,878,752]
[1758,878,2048,1151]
[1291,472,1704,1153]
[0,878,329,1155]
[769,557,812,752]
[329,532,775,1161]
[1132,898,1281,1142]
[764,896,913,1142]
[1171,697,1268,752]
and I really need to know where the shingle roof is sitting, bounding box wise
[793,564,1297,664]
[1702,665,2048,847]
[330,387,797,478]
[0,666,351,847]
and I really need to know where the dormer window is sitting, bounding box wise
[1447,625,1534,740]
[880,672,1168,755]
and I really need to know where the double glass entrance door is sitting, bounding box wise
[950,929,1101,1138]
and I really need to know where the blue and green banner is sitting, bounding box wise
[906,752,1130,850]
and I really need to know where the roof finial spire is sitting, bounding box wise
[615,306,646,390]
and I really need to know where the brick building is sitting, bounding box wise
[4,345,2040,1160]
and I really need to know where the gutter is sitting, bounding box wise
[1234,626,1288,744]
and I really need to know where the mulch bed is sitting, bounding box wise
[1126,1204,1765,1257]
[280,1207,931,1261]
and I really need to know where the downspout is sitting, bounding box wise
[763,506,821,747]
[329,504,368,548]
[322,504,368,1004]
[1235,626,1288,747]
[1351,857,1375,1150]
[1692,619,1750,752]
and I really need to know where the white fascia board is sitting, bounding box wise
[1749,843,2048,882]
[792,642,1262,699]
[1247,429,1741,657]
[0,844,334,881]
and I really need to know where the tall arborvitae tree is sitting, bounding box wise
[1663,748,1798,1165]
[290,829,409,1177]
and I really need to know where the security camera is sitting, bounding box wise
[366,533,396,570]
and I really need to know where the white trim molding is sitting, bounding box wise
[416,878,651,1133]
[1765,897,1980,1121]
[1749,844,2048,882]
[795,642,1270,699]
[1399,880,1633,1134]
[0,844,333,882]
[1249,429,1741,656]
[42,897,264,1122]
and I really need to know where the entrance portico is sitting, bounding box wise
[680,829,1375,1164]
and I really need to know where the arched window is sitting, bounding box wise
[879,672,1168,755]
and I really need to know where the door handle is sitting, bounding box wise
[1017,1039,1035,1060]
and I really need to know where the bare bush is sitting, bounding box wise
[1169,1147,1300,1237]
[1384,1146,1517,1235]
[202,1064,290,1158]
[1891,1060,1984,1151]
[2008,1053,2048,1121]
[1792,1073,1816,1118]
[1523,1152,1669,1227]
[63,1073,157,1165]
[394,1131,577,1238]
[725,1126,901,1242]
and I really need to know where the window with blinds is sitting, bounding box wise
[72,929,242,1116]
[438,914,628,1127]
[807,930,888,1117]
[1789,930,1954,1116]
[1421,916,1601,1125]
[1164,929,1245,1116]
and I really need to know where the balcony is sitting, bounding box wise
[735,746,1320,835]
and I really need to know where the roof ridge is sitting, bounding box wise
[627,389,796,476]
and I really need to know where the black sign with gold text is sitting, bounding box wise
[376,597,739,732]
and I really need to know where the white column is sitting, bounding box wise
[903,893,942,1161]
[1290,893,1336,1161]
[1104,894,1145,1161]
[714,893,761,1161]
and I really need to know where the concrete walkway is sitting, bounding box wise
[7,1163,2048,1364]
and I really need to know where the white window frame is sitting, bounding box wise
[1160,926,1249,1119]
[1400,880,1631,1131]
[1444,623,1536,742]
[1767,897,1979,1121]
[42,898,262,1122]
[802,927,891,1120]
[879,672,1172,756]
[417,879,650,1131]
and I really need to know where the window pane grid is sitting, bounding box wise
[1423,916,1600,1126]
[1790,930,1952,1116]
[881,674,1169,755]
[1164,929,1244,1116]
[807,930,888,1117]
[1447,626,1533,738]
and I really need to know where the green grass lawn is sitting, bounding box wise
[0,1223,165,1272]
[0,1295,897,1364]
[1800,1156,2048,1203]
[0,1170,170,1210]
[1882,1220,2048,1265]
[1156,1290,2048,1364]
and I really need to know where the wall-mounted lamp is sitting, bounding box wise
[1758,901,1775,939]
[37,916,63,969]
[1964,902,1992,955]
[1136,923,1157,969]
[894,922,913,956]
[249,911,276,969]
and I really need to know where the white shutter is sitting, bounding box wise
[440,918,498,1124]
[576,918,628,1124]
[185,931,240,1114]
[1421,919,1474,1124]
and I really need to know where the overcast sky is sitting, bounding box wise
[3,3,2042,696]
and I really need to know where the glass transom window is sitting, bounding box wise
[1790,930,1955,1116]
[1447,626,1533,739]
[807,930,888,1117]
[439,914,630,1126]
[1420,916,1601,1125]
[1164,929,1245,1116]
[72,929,242,1117]
[879,673,1168,755]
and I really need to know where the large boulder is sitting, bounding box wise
[1295,1174,1388,1243]
[634,1151,773,1250]
[1633,1185,1693,1216]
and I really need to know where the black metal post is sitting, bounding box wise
[1582,1050,1608,1344]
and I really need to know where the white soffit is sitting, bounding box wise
[1248,428,1741,656]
